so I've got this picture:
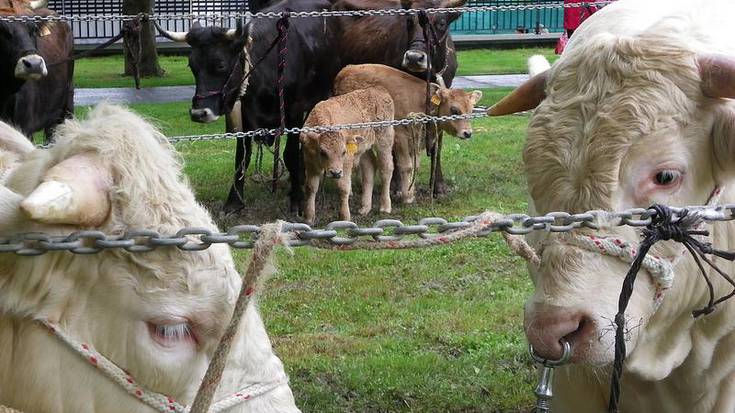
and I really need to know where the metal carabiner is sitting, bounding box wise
[529,340,572,413]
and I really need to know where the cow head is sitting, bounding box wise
[491,33,735,377]
[300,129,363,179]
[155,21,250,123]
[0,104,299,411]
[431,82,482,139]
[0,1,51,92]
[400,0,465,73]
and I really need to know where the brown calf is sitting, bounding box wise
[334,64,482,204]
[300,88,395,225]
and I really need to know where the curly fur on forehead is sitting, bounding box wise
[523,32,704,213]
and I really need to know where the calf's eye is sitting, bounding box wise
[654,170,681,186]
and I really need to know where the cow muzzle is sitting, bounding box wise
[524,304,597,363]
[327,169,343,179]
[15,54,48,80]
[190,108,220,123]
[402,50,429,72]
[460,130,472,140]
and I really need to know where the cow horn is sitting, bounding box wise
[441,0,468,8]
[435,74,447,89]
[20,153,112,227]
[699,54,735,99]
[487,71,548,116]
[29,0,47,10]
[152,20,188,43]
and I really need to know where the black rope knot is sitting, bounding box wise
[607,203,735,412]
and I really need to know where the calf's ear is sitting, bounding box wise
[20,152,112,227]
[470,90,483,105]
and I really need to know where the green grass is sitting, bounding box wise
[79,87,535,412]
[456,47,559,76]
[74,48,556,89]
[74,55,194,89]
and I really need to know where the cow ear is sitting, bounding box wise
[300,131,317,145]
[712,105,735,178]
[20,152,112,227]
[470,90,483,105]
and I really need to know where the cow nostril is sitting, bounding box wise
[22,59,31,68]
[463,131,472,139]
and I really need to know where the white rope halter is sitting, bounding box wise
[39,320,288,413]
[558,187,723,307]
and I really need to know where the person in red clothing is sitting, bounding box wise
[564,0,598,37]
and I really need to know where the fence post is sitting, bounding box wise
[535,0,541,34]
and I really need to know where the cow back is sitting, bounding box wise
[334,64,428,119]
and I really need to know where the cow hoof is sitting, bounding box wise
[222,201,244,216]
[379,207,391,214]
[433,182,449,197]
[358,207,371,216]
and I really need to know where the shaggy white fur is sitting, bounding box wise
[0,104,300,413]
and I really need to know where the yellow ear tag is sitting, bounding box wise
[39,25,51,37]
[431,94,442,106]
[346,142,358,156]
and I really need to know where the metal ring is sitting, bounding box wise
[529,339,572,367]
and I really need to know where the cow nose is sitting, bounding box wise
[402,50,429,71]
[524,305,595,361]
[190,108,220,123]
[328,169,343,179]
[461,130,472,139]
[15,54,47,80]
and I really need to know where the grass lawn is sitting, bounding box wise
[456,47,559,76]
[71,87,536,412]
[74,48,556,89]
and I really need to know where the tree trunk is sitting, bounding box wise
[123,0,164,77]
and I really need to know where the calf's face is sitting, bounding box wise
[301,131,364,179]
[435,88,482,139]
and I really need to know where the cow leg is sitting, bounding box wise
[376,138,394,214]
[394,128,417,204]
[284,132,304,215]
[224,136,253,214]
[303,166,321,226]
[336,156,354,222]
[358,152,375,216]
[430,132,447,196]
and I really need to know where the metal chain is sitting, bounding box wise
[1,204,732,255]
[0,2,614,23]
[167,111,488,144]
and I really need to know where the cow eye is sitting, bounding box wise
[654,170,681,186]
[450,107,461,116]
[148,321,195,347]
[320,148,328,157]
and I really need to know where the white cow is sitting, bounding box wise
[0,104,300,413]
[490,0,735,411]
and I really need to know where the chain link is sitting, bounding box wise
[0,2,614,23]
[0,204,732,255]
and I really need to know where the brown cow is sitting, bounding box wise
[300,88,395,225]
[334,64,482,204]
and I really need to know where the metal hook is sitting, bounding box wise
[529,340,572,413]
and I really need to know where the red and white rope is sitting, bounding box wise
[39,321,288,413]
[563,234,679,304]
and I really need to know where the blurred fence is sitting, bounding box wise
[46,0,564,44]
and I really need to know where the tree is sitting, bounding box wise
[123,0,164,78]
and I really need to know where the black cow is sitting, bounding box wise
[157,0,340,213]
[0,0,74,141]
[157,0,466,213]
